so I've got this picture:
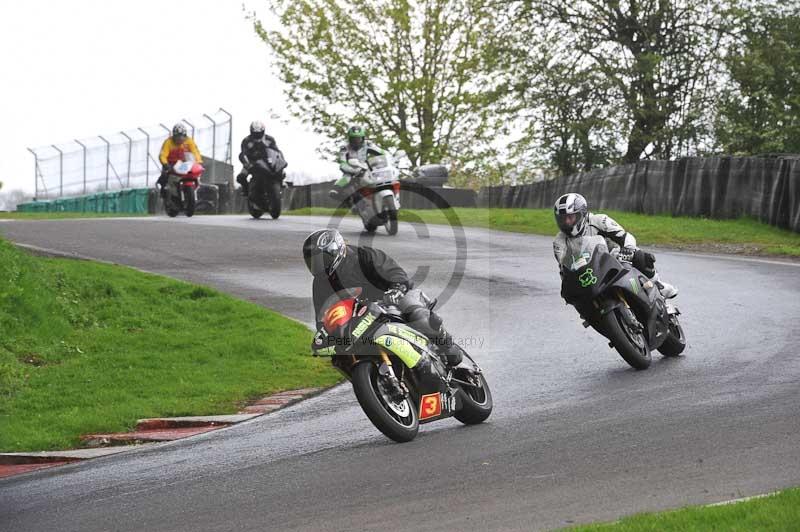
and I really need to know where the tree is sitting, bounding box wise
[504,24,624,177]
[517,0,726,165]
[715,4,800,155]
[253,0,507,169]
[0,189,32,211]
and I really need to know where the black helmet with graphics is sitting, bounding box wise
[554,193,588,237]
[171,123,188,142]
[302,229,347,277]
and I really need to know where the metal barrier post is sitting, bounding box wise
[219,107,233,165]
[26,148,39,199]
[120,131,133,188]
[99,135,111,190]
[183,119,196,140]
[52,144,64,197]
[202,113,217,182]
[75,140,88,194]
[138,127,150,186]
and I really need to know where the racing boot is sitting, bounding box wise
[432,326,463,367]
[653,272,678,299]
[236,171,250,197]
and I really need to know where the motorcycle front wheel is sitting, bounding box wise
[184,187,196,217]
[352,362,418,442]
[601,307,651,370]
[268,181,282,219]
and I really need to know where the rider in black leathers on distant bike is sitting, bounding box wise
[236,120,285,197]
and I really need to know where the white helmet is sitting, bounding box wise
[250,121,266,137]
[554,193,588,237]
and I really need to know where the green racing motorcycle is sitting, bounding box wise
[312,288,492,442]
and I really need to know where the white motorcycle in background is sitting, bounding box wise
[347,151,405,235]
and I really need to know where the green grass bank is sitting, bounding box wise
[0,238,338,452]
[287,207,800,257]
[569,488,800,531]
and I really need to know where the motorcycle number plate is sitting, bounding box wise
[419,393,442,420]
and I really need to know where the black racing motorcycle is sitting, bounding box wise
[560,237,686,370]
[312,288,492,442]
[247,160,284,220]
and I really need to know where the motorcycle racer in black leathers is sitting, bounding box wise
[236,120,285,197]
[553,193,678,299]
[303,228,463,365]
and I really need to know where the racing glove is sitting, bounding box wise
[383,284,408,306]
[616,246,637,263]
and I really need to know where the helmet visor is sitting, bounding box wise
[305,252,332,277]
[348,136,364,150]
[556,210,585,235]
[304,232,346,276]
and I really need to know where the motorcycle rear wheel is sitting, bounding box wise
[454,372,493,425]
[601,307,651,370]
[248,199,264,219]
[165,197,179,218]
[352,362,418,442]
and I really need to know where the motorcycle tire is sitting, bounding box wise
[383,198,398,236]
[363,221,378,233]
[248,199,264,219]
[184,188,195,218]
[268,181,282,219]
[454,372,493,425]
[657,313,686,357]
[601,307,651,370]
[351,361,418,443]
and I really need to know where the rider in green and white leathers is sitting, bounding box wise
[329,125,388,204]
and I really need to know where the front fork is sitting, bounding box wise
[378,350,407,401]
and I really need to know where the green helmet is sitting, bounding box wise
[347,125,366,138]
[347,125,366,150]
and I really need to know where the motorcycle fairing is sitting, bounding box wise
[562,244,669,349]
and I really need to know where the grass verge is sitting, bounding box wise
[287,207,800,257]
[0,212,149,220]
[0,238,338,452]
[568,488,800,531]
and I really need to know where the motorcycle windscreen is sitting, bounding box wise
[367,155,398,183]
[559,235,609,272]
[317,287,363,325]
[172,161,194,175]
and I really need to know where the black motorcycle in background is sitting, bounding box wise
[560,236,686,370]
[247,159,284,220]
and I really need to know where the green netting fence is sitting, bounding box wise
[16,188,151,214]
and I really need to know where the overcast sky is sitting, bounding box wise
[0,0,333,193]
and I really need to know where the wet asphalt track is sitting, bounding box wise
[1,214,799,531]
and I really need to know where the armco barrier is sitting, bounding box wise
[16,188,153,215]
[475,156,800,233]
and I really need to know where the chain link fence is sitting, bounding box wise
[27,109,232,199]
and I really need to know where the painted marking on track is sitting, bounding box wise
[705,491,778,507]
